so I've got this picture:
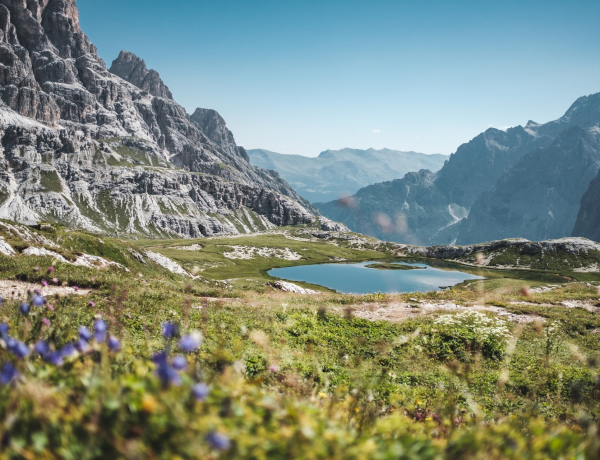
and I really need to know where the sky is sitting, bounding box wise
[78,0,600,157]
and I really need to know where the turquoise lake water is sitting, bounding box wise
[269,261,485,294]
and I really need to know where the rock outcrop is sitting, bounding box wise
[573,169,600,242]
[394,237,600,271]
[109,50,173,100]
[0,0,316,237]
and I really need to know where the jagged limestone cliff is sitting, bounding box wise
[0,0,315,237]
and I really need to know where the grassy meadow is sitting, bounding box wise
[0,222,600,458]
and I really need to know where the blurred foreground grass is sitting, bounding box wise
[0,224,599,458]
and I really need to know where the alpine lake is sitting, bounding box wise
[269,259,570,294]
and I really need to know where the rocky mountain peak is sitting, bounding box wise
[0,0,317,238]
[110,50,173,100]
[189,108,248,162]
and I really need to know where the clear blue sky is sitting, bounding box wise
[78,0,600,157]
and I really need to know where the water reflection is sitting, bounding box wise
[269,261,485,294]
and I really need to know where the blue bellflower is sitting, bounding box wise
[108,337,121,352]
[6,338,30,359]
[19,303,30,315]
[0,363,18,386]
[79,326,92,341]
[94,320,107,343]
[156,363,182,387]
[172,355,187,371]
[44,352,64,366]
[206,432,231,451]
[192,383,210,401]
[161,322,177,338]
[34,341,50,356]
[74,339,89,353]
[32,295,45,308]
[60,343,76,358]
[179,332,202,352]
[0,323,9,339]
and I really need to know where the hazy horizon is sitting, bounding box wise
[247,146,449,157]
[79,0,600,157]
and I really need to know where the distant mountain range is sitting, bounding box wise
[248,148,448,204]
[316,93,600,244]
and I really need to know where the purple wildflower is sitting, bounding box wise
[59,343,76,358]
[108,337,121,352]
[41,280,48,287]
[52,278,59,284]
[73,286,79,291]
[0,323,9,338]
[74,339,89,353]
[179,332,202,353]
[152,351,181,387]
[206,432,231,451]
[79,326,92,341]
[152,351,169,366]
[94,320,107,343]
[156,363,182,387]
[34,341,50,356]
[0,363,18,386]
[47,267,54,273]
[89,301,95,307]
[18,303,30,315]
[7,338,30,359]
[192,383,210,401]
[32,295,45,308]
[42,318,50,326]
[44,351,64,366]
[172,355,187,371]
[161,322,177,338]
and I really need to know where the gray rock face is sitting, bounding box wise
[458,127,600,244]
[0,0,316,237]
[318,92,600,245]
[394,237,600,271]
[316,169,468,245]
[110,50,173,100]
[318,217,349,232]
[573,169,600,242]
[248,148,448,204]
[434,125,555,208]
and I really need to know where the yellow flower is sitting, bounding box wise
[142,394,158,413]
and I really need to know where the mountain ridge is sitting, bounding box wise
[248,147,448,203]
[317,91,600,245]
